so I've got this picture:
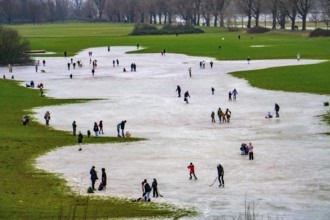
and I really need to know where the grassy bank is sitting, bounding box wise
[0,80,193,219]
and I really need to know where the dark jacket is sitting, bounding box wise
[90,168,98,180]
[144,183,151,193]
[102,171,107,186]
[217,164,224,175]
[152,180,157,189]
[78,133,83,143]
[120,121,126,129]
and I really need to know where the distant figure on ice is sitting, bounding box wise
[72,121,77,136]
[108,46,110,52]
[232,88,238,101]
[176,85,181,97]
[247,56,251,64]
[225,108,231,123]
[211,87,215,95]
[99,120,104,134]
[297,53,300,61]
[217,164,224,187]
[90,166,98,190]
[184,91,190,104]
[265,112,273,119]
[187,162,198,180]
[44,111,50,126]
[78,131,83,151]
[143,179,152,202]
[117,120,127,137]
[93,122,99,137]
[228,91,232,101]
[217,108,223,123]
[274,103,280,118]
[211,111,216,123]
[210,61,213,68]
[248,142,254,160]
[152,178,159,198]
[188,67,192,77]
[100,168,107,190]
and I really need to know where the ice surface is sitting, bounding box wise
[5,47,330,219]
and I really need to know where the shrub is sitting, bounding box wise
[130,24,204,35]
[0,26,32,65]
[309,28,330,37]
[247,26,270,34]
[87,187,94,193]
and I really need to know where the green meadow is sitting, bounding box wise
[1,22,329,218]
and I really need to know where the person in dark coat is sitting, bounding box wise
[93,122,99,137]
[78,131,83,151]
[275,103,280,117]
[101,168,107,189]
[184,91,190,104]
[217,108,223,123]
[120,120,127,137]
[144,179,152,202]
[90,166,98,190]
[99,120,104,134]
[217,164,224,187]
[152,178,159,198]
[176,85,181,97]
[72,121,77,136]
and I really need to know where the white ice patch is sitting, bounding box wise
[5,46,329,219]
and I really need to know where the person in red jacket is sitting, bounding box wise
[187,162,198,180]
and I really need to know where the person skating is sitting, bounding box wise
[176,85,181,97]
[275,103,280,118]
[188,67,192,77]
[248,142,254,160]
[187,162,198,180]
[211,87,215,95]
[44,111,50,126]
[72,121,77,136]
[211,111,216,123]
[90,166,98,190]
[228,91,232,101]
[217,164,224,187]
[184,91,190,104]
[78,131,83,151]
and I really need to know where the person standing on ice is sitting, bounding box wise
[72,121,77,136]
[144,179,152,202]
[120,120,127,137]
[188,67,192,77]
[217,108,223,123]
[152,178,159,198]
[248,142,254,160]
[274,103,280,118]
[176,85,181,97]
[90,166,98,190]
[98,120,104,134]
[101,168,107,189]
[228,91,232,101]
[217,164,224,187]
[184,91,190,104]
[232,88,238,101]
[93,122,99,137]
[211,111,216,123]
[78,131,83,151]
[187,162,198,180]
[225,108,231,123]
[211,87,215,95]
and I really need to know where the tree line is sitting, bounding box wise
[0,0,329,30]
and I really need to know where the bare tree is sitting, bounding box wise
[93,0,106,19]
[279,0,298,30]
[296,0,316,30]
[239,0,253,28]
[320,0,330,29]
[72,0,84,19]
[0,0,16,23]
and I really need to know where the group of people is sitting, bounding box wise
[211,108,232,123]
[90,166,107,191]
[199,60,214,69]
[240,142,254,160]
[228,88,238,101]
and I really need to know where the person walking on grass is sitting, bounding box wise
[72,121,77,136]
[217,164,224,187]
[78,131,83,151]
[90,166,98,190]
[187,162,198,180]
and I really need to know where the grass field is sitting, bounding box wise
[1,22,329,218]
[0,80,193,219]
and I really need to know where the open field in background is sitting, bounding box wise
[0,80,193,219]
[1,22,329,218]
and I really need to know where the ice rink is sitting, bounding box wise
[6,47,330,219]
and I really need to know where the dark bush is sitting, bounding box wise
[309,28,330,37]
[247,26,270,34]
[0,26,32,65]
[130,24,204,35]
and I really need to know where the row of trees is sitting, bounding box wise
[0,0,329,30]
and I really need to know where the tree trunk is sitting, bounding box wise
[213,14,218,27]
